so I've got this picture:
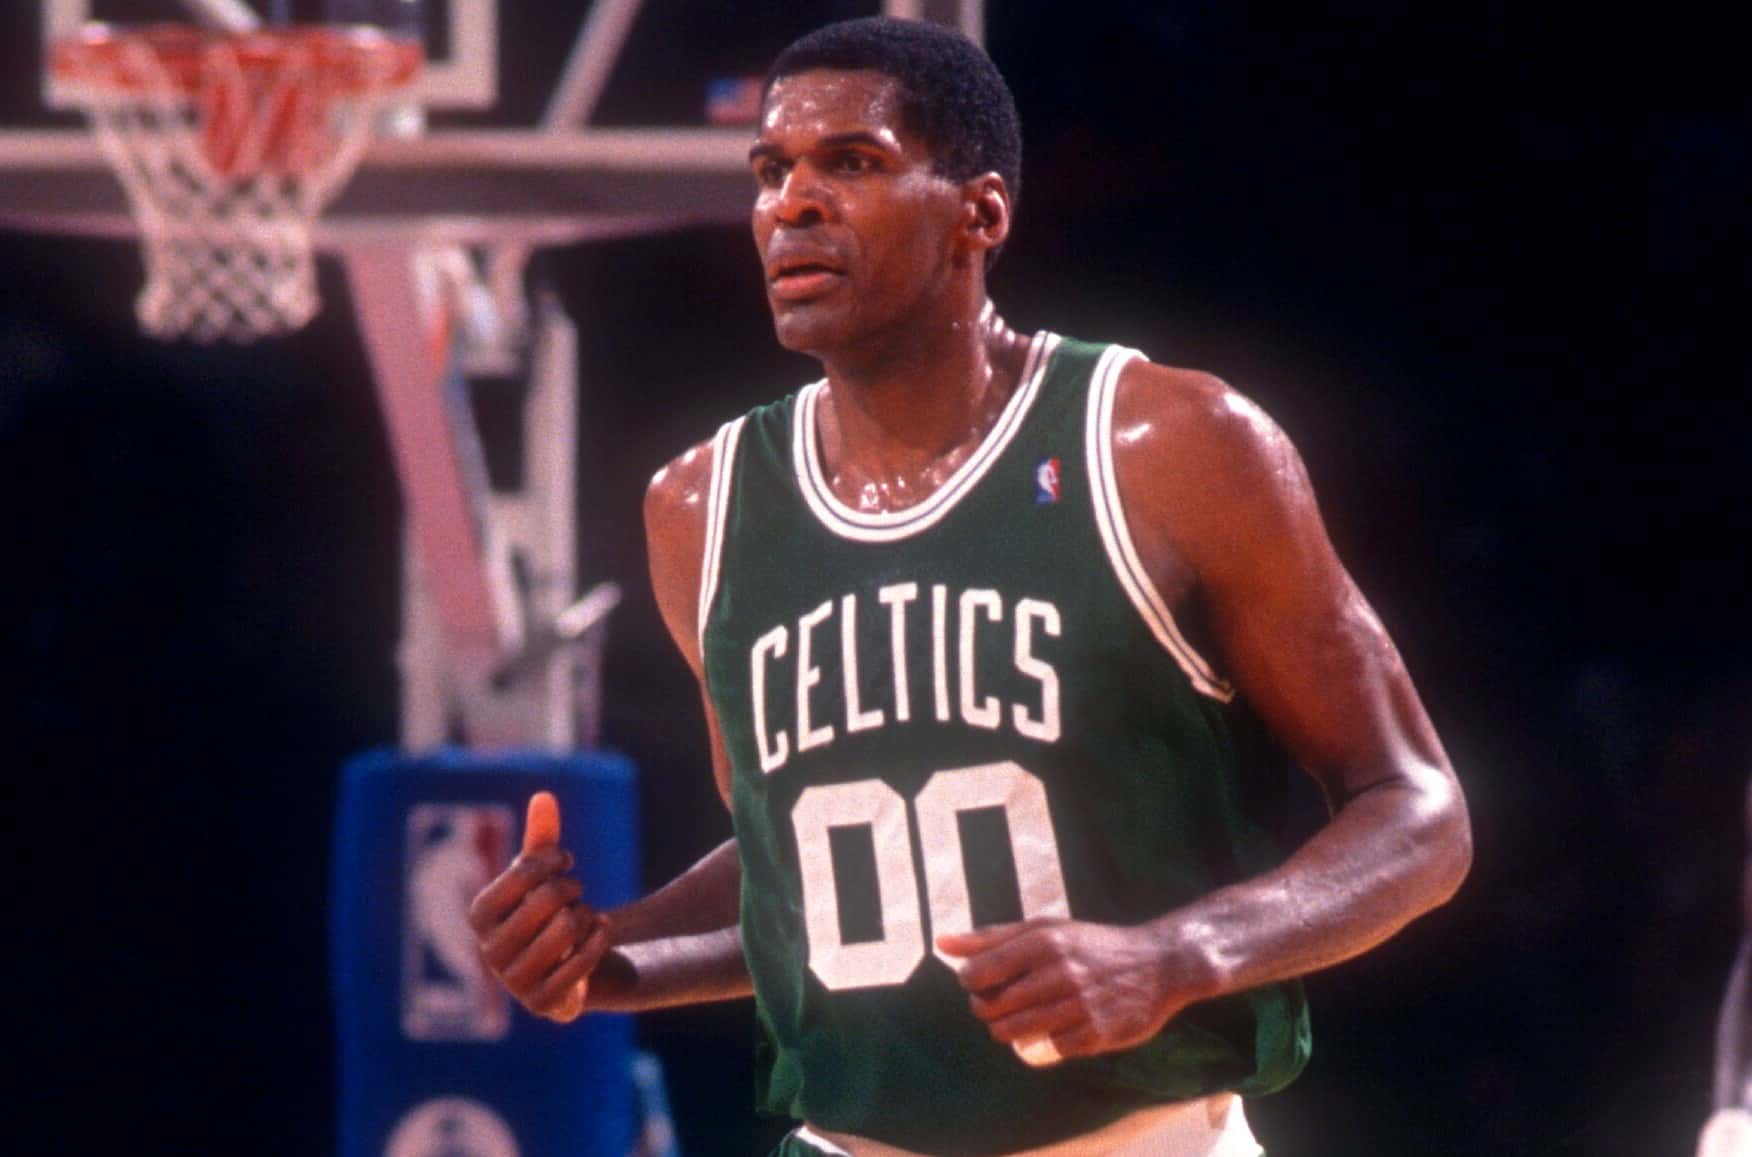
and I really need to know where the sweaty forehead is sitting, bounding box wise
[758,69,921,154]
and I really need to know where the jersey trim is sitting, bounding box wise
[697,415,746,650]
[792,330,1060,543]
[1086,346,1235,702]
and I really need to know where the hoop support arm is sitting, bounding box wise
[345,244,509,686]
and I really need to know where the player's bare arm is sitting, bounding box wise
[943,360,1472,1059]
[582,840,749,1014]
[467,438,754,1020]
[574,437,760,1012]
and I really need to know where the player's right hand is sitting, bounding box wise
[467,792,612,1023]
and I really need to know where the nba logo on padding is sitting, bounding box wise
[1035,457,1061,504]
[403,803,513,1041]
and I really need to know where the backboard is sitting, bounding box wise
[0,0,761,249]
[0,0,984,249]
[0,0,986,748]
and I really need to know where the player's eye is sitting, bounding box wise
[830,151,874,175]
[754,158,789,186]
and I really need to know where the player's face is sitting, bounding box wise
[750,69,968,358]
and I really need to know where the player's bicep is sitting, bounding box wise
[1167,386,1450,805]
[1214,545,1444,804]
[644,438,717,675]
[644,438,736,809]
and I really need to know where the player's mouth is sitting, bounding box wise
[767,256,847,302]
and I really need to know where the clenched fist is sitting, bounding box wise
[467,792,612,1023]
[938,918,1215,1065]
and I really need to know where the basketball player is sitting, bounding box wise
[469,18,1472,1156]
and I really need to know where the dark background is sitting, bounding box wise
[4,2,1749,1153]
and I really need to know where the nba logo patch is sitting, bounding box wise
[402,803,514,1041]
[1035,457,1062,504]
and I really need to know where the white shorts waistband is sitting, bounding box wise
[792,1094,1262,1157]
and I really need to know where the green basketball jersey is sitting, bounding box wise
[698,333,1310,1155]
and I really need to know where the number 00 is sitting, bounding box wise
[791,761,1070,990]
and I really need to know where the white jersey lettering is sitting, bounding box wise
[747,582,1063,768]
[796,599,835,752]
[877,582,918,724]
[752,625,790,773]
[840,593,884,733]
[1013,598,1062,743]
[958,589,1003,730]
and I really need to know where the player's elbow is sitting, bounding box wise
[1349,759,1472,911]
[1414,768,1472,907]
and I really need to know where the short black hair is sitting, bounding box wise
[765,17,1022,246]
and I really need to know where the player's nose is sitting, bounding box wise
[773,161,831,227]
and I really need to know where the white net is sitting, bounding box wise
[57,29,420,342]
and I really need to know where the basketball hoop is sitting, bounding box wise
[53,24,422,342]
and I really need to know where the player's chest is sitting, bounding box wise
[707,557,1148,788]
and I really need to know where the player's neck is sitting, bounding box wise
[813,300,1032,515]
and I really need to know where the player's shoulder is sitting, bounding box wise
[644,433,717,536]
[643,388,802,554]
[1105,354,1329,593]
[644,427,729,665]
[1111,356,1297,485]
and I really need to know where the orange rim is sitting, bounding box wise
[52,24,423,97]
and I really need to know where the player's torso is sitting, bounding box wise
[700,334,1307,1155]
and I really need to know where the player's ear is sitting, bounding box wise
[958,173,1011,263]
